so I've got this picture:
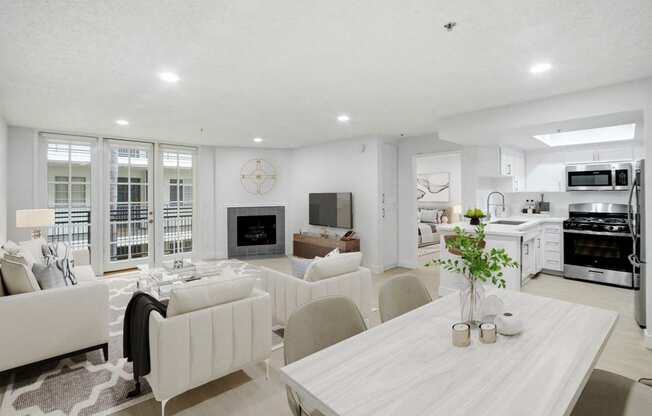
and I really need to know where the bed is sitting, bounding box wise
[417,207,454,248]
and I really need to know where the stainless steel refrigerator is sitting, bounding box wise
[630,159,647,328]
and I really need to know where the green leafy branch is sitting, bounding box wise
[426,224,519,288]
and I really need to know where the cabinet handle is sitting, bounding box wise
[538,239,541,248]
[525,245,529,255]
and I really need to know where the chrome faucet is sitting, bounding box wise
[486,191,506,221]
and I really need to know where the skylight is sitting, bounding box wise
[533,123,636,147]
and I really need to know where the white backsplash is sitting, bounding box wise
[504,191,630,218]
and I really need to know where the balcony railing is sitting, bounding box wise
[48,206,193,251]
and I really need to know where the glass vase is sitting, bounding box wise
[460,276,485,326]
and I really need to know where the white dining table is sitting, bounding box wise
[280,290,618,416]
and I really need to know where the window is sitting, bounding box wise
[45,138,93,250]
[161,148,195,255]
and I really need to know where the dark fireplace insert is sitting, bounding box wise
[237,215,277,246]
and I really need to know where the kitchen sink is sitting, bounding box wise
[491,220,528,226]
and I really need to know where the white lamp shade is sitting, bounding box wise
[16,209,55,228]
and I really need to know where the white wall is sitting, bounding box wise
[290,137,382,272]
[6,126,37,242]
[0,116,7,243]
[397,134,463,268]
[415,152,462,210]
[213,146,294,259]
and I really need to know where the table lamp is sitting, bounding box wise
[16,209,55,239]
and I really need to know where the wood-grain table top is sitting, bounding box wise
[280,290,618,416]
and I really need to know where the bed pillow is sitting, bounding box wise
[304,252,362,282]
[167,276,256,317]
[420,209,437,223]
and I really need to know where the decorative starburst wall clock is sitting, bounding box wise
[240,159,277,195]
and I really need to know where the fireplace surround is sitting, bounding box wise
[227,205,285,258]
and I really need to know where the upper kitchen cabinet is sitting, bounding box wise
[526,151,565,192]
[473,146,526,191]
[563,146,637,164]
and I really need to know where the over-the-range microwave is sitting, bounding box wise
[566,162,632,191]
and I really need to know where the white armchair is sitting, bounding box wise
[260,265,373,326]
[146,288,272,414]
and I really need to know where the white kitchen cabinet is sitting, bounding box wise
[542,223,563,272]
[594,147,634,162]
[521,237,536,286]
[526,152,565,192]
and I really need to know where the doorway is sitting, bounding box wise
[415,152,462,267]
[103,140,154,271]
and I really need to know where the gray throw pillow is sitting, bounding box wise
[32,263,68,289]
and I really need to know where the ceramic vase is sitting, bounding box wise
[460,276,485,325]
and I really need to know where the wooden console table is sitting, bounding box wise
[293,233,360,258]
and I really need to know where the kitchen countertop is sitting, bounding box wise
[438,216,565,237]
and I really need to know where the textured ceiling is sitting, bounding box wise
[1,0,651,147]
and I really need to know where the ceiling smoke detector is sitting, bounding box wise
[444,22,457,32]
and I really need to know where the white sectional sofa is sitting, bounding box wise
[260,259,373,326]
[147,288,272,412]
[0,239,109,372]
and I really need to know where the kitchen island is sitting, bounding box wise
[437,216,565,295]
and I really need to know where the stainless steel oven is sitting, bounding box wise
[566,162,632,191]
[563,203,633,288]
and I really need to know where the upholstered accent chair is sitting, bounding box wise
[146,288,272,415]
[284,297,367,416]
[260,256,373,326]
[378,274,432,323]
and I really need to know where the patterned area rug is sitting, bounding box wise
[0,275,153,416]
[0,265,284,416]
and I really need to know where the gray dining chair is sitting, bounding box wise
[284,296,367,416]
[571,369,652,416]
[378,274,432,323]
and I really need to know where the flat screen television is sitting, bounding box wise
[309,193,353,229]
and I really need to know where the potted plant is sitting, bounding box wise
[464,208,486,225]
[427,224,519,325]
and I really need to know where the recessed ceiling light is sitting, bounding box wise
[533,123,636,147]
[529,62,552,74]
[337,114,350,123]
[253,137,263,143]
[115,119,129,126]
[158,72,180,83]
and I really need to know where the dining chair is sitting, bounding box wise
[571,369,652,416]
[284,296,367,416]
[378,274,432,323]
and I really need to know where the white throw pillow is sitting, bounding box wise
[304,252,362,282]
[325,248,340,257]
[0,257,41,295]
[166,276,256,317]
[19,238,47,266]
[290,256,314,279]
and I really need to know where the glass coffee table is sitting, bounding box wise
[137,259,263,299]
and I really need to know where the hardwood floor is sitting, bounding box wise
[115,258,652,416]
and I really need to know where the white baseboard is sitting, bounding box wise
[645,329,652,350]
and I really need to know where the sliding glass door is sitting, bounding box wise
[104,140,154,271]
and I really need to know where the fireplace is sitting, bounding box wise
[227,206,285,258]
[237,215,276,246]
